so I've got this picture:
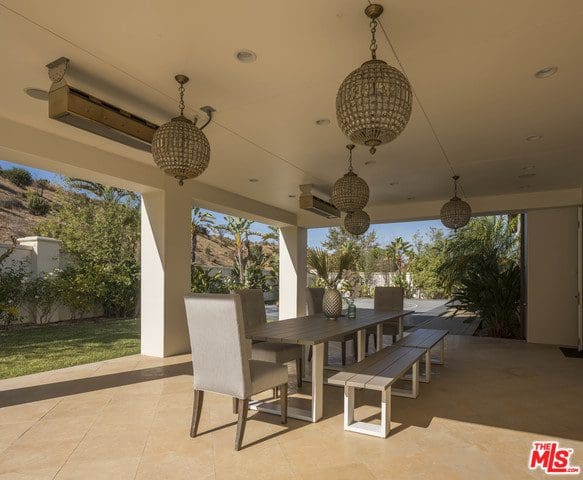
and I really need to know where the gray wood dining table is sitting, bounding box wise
[246,308,413,423]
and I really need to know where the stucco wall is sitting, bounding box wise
[526,207,580,346]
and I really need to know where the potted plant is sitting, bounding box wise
[307,248,354,319]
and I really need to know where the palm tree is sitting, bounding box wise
[218,216,260,284]
[386,237,413,275]
[261,225,279,243]
[64,178,138,205]
[191,208,215,264]
[307,248,354,288]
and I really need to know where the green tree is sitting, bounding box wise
[36,180,140,318]
[385,236,413,291]
[409,228,449,298]
[218,217,260,285]
[438,216,521,338]
[191,207,215,263]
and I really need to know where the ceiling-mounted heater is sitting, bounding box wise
[299,184,340,219]
[46,57,158,152]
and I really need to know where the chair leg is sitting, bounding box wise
[308,345,312,362]
[232,397,238,414]
[373,333,378,351]
[295,357,303,388]
[392,334,397,344]
[190,389,204,438]
[235,398,249,451]
[280,383,288,424]
[341,341,346,366]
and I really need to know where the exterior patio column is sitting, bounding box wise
[279,226,307,320]
[140,188,192,357]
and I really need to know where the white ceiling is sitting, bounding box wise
[1,0,582,217]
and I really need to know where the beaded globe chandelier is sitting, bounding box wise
[344,209,370,236]
[336,4,412,154]
[440,175,472,229]
[152,75,210,186]
[331,144,369,213]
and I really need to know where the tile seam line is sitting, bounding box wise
[0,2,326,185]
[49,396,114,480]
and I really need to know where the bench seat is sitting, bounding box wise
[329,346,425,438]
[395,328,448,383]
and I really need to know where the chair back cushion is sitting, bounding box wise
[306,287,325,315]
[184,293,251,398]
[374,286,404,311]
[236,289,267,330]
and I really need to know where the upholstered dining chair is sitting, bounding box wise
[366,286,403,353]
[306,287,358,365]
[236,288,303,388]
[184,293,288,451]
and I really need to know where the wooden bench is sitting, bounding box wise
[329,346,425,438]
[395,328,448,383]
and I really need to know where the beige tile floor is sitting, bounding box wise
[0,335,581,479]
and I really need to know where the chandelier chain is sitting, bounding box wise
[178,83,185,116]
[369,18,378,60]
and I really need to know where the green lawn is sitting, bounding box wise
[0,318,140,379]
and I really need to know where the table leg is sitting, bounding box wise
[356,329,366,362]
[376,323,383,351]
[398,317,404,340]
[311,342,324,422]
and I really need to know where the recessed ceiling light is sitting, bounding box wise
[364,160,376,166]
[235,49,257,63]
[525,134,542,142]
[315,118,330,126]
[534,66,558,79]
[518,172,536,179]
[23,87,48,101]
[248,178,259,183]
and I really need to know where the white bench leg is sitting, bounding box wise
[381,386,391,438]
[344,386,355,429]
[424,350,431,383]
[393,361,420,398]
[343,385,391,438]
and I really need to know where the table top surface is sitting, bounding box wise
[246,308,413,345]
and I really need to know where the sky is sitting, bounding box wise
[1,160,444,246]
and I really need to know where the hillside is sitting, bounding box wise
[0,175,276,267]
[0,176,59,242]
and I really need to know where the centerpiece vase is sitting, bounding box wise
[323,287,342,319]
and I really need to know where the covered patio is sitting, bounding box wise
[0,336,581,478]
[0,0,582,477]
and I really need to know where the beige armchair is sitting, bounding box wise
[184,293,288,451]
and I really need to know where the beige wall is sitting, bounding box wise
[526,207,580,346]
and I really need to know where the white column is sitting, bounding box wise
[141,187,192,357]
[278,226,307,320]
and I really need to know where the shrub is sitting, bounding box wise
[2,168,33,188]
[27,193,51,216]
[21,272,61,324]
[191,265,228,294]
[0,249,27,328]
